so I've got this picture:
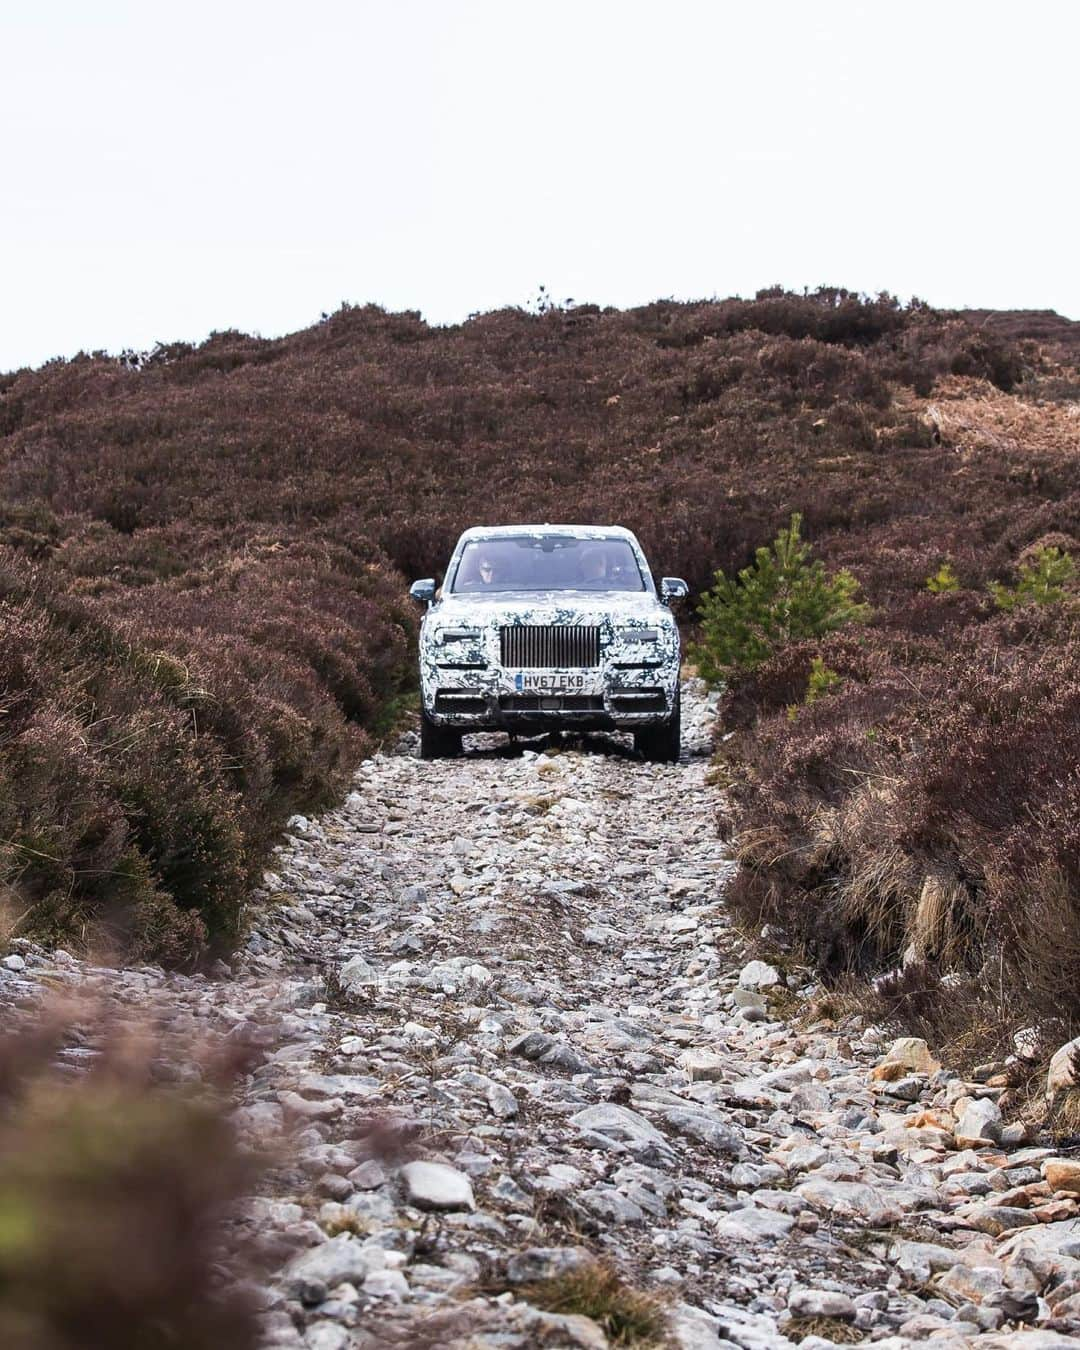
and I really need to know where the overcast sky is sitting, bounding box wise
[3,0,1078,371]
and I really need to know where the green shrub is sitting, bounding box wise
[805,655,842,704]
[786,656,842,720]
[991,545,1075,610]
[926,562,960,593]
[691,514,870,683]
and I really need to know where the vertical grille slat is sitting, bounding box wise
[500,625,600,668]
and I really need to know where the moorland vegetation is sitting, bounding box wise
[1,289,1077,1056]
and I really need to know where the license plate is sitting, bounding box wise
[513,672,587,693]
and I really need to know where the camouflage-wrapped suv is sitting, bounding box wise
[408,525,687,761]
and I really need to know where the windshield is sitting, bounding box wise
[450,536,646,593]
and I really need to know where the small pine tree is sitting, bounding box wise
[990,546,1075,610]
[691,514,870,683]
[787,656,842,720]
[805,655,842,703]
[926,562,960,593]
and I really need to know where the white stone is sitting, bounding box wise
[338,955,378,993]
[304,1323,351,1350]
[569,1104,669,1149]
[506,1247,594,1283]
[668,1304,728,1349]
[485,1082,518,1118]
[872,1036,941,1078]
[1048,1036,1080,1096]
[715,1206,795,1241]
[401,1161,475,1212]
[284,1235,385,1290]
[795,1179,905,1226]
[362,1269,409,1300]
[954,1096,1003,1148]
[788,1289,856,1319]
[738,960,780,989]
[678,1049,727,1082]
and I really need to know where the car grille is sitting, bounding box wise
[500,625,600,668]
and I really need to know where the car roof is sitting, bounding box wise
[456,524,638,542]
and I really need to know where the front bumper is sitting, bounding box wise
[421,662,679,732]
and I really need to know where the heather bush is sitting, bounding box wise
[691,514,870,683]
[721,601,1080,1038]
[0,516,416,961]
[0,1000,262,1349]
[0,580,241,960]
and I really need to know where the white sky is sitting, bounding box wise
[3,0,1078,371]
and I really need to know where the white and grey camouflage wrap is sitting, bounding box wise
[415,525,683,733]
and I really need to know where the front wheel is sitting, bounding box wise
[634,690,681,764]
[420,708,463,759]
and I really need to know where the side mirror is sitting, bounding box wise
[661,577,689,603]
[409,578,436,605]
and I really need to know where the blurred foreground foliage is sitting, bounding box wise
[0,1001,262,1349]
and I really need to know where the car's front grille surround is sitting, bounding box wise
[610,687,667,713]
[499,625,600,668]
[498,694,605,713]
[434,691,487,715]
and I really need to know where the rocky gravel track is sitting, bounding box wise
[4,682,1080,1349]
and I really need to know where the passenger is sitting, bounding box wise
[578,546,608,586]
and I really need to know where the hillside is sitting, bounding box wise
[0,290,1078,1050]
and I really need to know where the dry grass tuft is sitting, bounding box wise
[1041,1089,1080,1144]
[323,1212,376,1238]
[787,1314,864,1343]
[514,1262,669,1347]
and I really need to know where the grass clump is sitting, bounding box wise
[322,1212,375,1238]
[516,1262,669,1347]
[691,514,869,683]
[787,1315,864,1343]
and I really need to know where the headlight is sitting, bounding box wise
[616,627,660,643]
[438,628,481,644]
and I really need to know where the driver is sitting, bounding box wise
[458,549,499,588]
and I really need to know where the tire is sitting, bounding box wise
[419,708,463,759]
[634,689,681,764]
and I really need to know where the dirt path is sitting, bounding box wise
[4,682,1079,1349]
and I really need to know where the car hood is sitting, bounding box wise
[431,591,668,627]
